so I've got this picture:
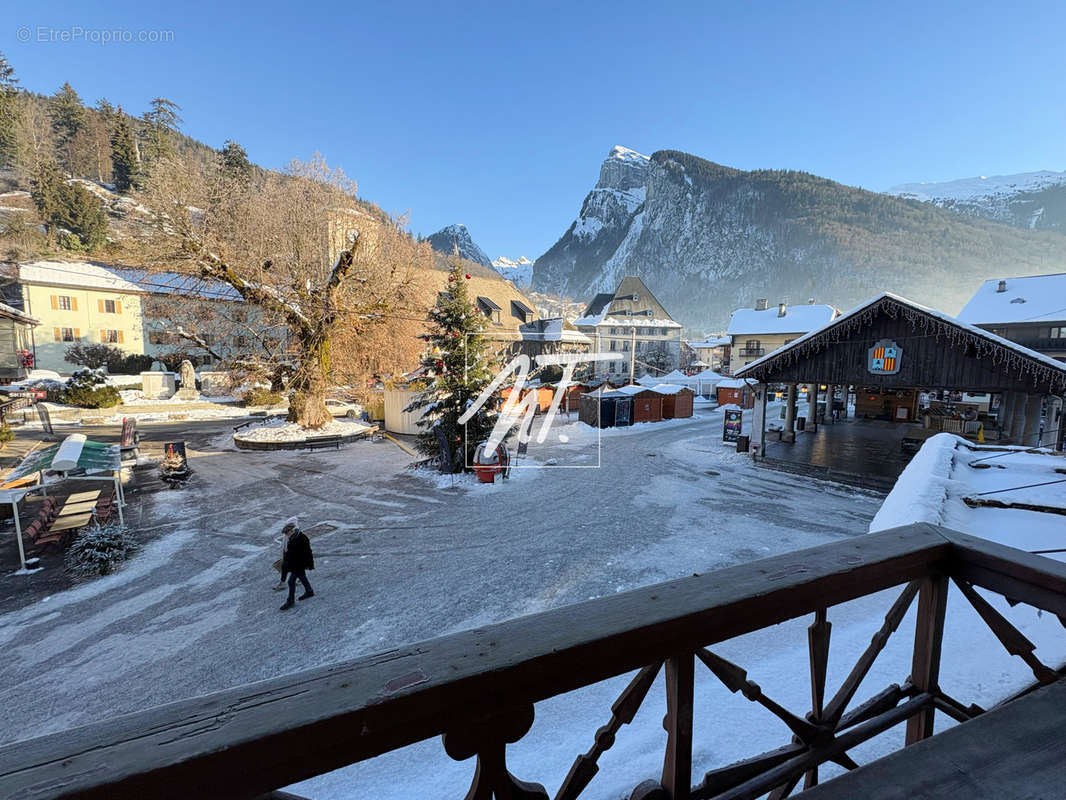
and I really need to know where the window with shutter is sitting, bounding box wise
[115,300,122,315]
[117,330,124,343]
[50,296,58,310]
[73,328,80,339]
[53,327,61,341]
[71,297,78,311]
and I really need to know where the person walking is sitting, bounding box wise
[279,521,315,611]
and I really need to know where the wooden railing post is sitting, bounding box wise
[662,652,694,800]
[905,572,948,745]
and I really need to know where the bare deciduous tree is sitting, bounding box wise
[143,152,416,428]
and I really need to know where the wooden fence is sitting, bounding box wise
[1,523,1064,799]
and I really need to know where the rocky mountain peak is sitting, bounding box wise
[426,223,492,267]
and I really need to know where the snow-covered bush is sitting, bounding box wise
[65,521,136,578]
[62,368,122,408]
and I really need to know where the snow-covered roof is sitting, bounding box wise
[0,301,37,326]
[687,337,731,348]
[716,378,756,389]
[648,383,693,395]
[614,384,655,396]
[956,274,1066,325]
[735,292,1066,391]
[19,261,143,293]
[518,318,590,344]
[726,304,838,335]
[871,433,1066,564]
[17,261,242,302]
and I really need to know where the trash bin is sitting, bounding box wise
[736,434,750,453]
[797,417,806,431]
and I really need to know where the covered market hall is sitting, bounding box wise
[735,293,1066,488]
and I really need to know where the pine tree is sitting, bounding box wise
[31,159,107,250]
[140,97,182,161]
[53,182,108,250]
[110,112,141,193]
[49,82,85,173]
[408,260,500,472]
[30,159,65,221]
[0,51,19,170]
[221,139,252,182]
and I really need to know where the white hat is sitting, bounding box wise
[282,516,299,532]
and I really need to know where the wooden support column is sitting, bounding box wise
[1009,392,1029,444]
[751,383,768,457]
[661,653,694,800]
[825,384,835,423]
[809,385,819,432]
[1047,396,1064,451]
[783,383,798,442]
[997,391,1015,437]
[1022,394,1043,447]
[905,573,948,745]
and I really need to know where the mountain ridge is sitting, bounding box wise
[533,147,1066,330]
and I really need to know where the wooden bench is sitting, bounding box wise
[802,679,1066,799]
[303,435,342,451]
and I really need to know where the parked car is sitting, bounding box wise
[325,398,362,418]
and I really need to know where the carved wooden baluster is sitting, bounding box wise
[803,608,831,789]
[952,578,1059,685]
[905,573,948,745]
[661,653,694,800]
[822,581,919,728]
[443,704,549,800]
[555,662,662,800]
[695,649,819,743]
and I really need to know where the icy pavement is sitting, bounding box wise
[0,410,1058,798]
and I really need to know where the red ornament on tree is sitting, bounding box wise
[464,274,471,279]
[448,275,455,282]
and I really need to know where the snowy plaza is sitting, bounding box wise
[2,403,1065,798]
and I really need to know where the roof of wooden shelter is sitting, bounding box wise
[735,293,1066,395]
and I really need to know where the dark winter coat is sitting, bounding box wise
[282,531,314,572]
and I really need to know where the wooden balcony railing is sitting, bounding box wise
[2,523,1065,800]
[737,347,765,357]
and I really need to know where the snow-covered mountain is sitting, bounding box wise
[426,223,492,267]
[887,170,1066,232]
[533,146,651,294]
[491,256,533,288]
[533,148,1066,330]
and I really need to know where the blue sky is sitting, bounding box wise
[5,0,1066,260]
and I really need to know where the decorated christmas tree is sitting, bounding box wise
[407,261,500,472]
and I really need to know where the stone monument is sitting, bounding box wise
[175,359,200,401]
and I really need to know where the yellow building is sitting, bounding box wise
[14,261,146,373]
[726,300,838,375]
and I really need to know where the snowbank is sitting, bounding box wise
[870,433,961,531]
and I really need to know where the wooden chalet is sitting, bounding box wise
[651,384,695,419]
[616,384,664,423]
[735,293,1066,485]
[578,386,633,428]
